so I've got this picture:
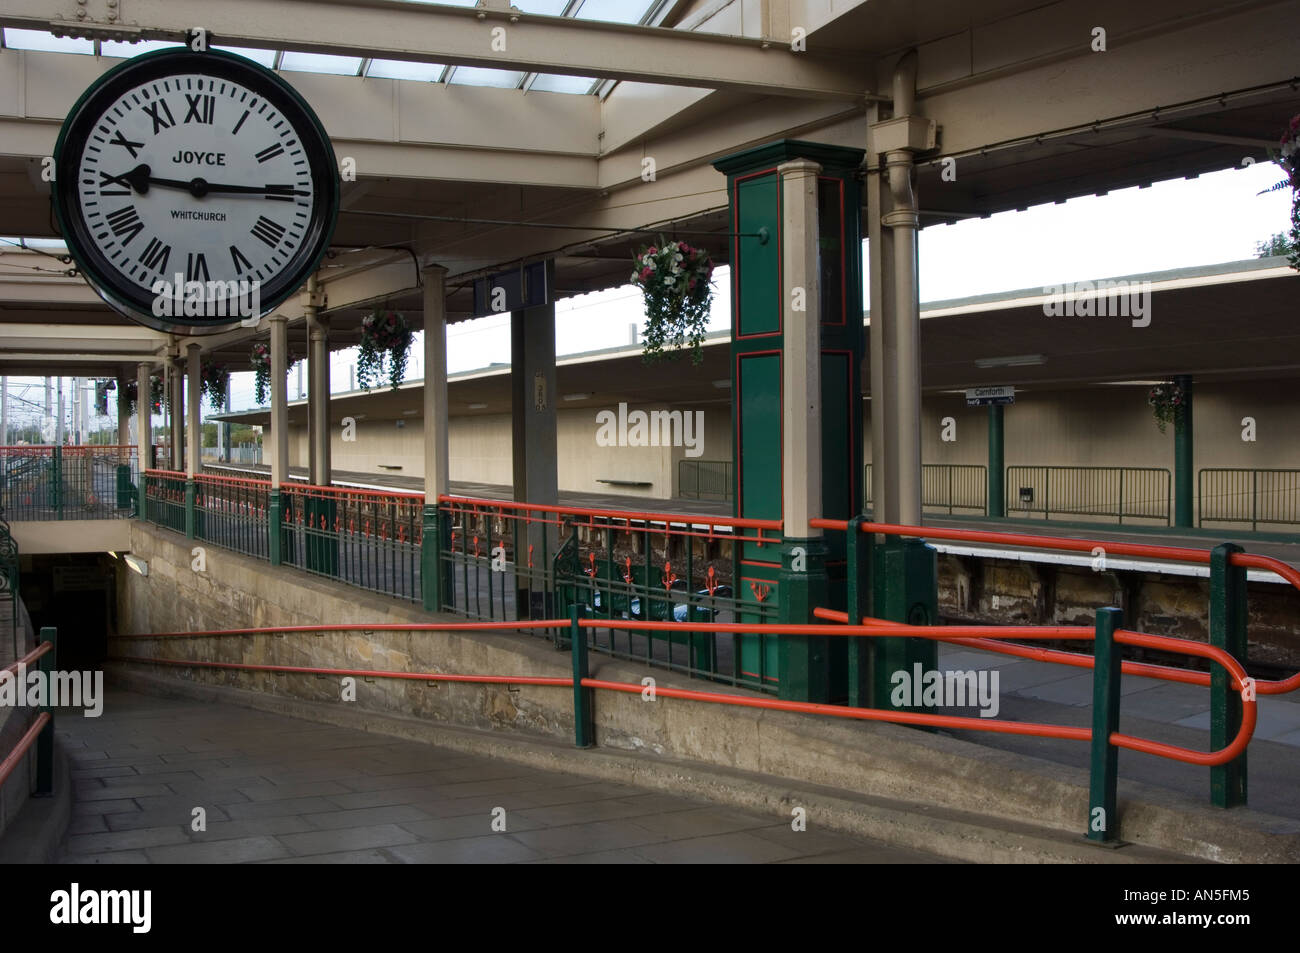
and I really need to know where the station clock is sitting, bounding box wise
[53,47,340,334]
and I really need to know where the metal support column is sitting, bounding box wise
[185,344,200,538]
[136,363,150,515]
[511,263,558,619]
[988,403,1005,517]
[421,264,450,613]
[268,314,289,565]
[1174,374,1194,528]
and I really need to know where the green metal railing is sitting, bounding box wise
[144,470,188,534]
[437,495,783,692]
[0,445,138,520]
[0,505,20,658]
[1199,468,1300,530]
[865,463,988,515]
[1005,465,1170,524]
[195,473,271,560]
[281,482,423,601]
[677,459,733,501]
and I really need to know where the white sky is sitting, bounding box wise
[6,160,1293,434]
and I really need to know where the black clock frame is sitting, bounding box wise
[53,47,340,335]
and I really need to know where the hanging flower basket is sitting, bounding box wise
[631,238,715,365]
[250,342,272,405]
[1148,380,1185,434]
[200,358,230,412]
[358,309,413,391]
[122,377,165,416]
[1278,113,1300,271]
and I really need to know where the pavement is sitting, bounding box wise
[54,690,948,864]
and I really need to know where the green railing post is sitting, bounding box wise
[1088,606,1123,844]
[846,515,869,708]
[987,404,1004,517]
[1210,543,1248,808]
[34,626,57,797]
[268,488,283,566]
[570,603,593,748]
[184,478,196,539]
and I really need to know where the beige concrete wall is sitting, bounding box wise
[276,379,1296,517]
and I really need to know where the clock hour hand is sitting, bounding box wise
[114,165,307,199]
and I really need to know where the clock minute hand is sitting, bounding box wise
[117,165,308,198]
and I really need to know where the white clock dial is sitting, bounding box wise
[75,73,315,293]
[55,49,338,334]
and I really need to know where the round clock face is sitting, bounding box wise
[54,48,339,334]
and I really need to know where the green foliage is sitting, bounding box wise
[631,238,715,365]
[357,309,413,391]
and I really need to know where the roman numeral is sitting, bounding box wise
[142,99,176,134]
[108,129,144,158]
[105,206,144,246]
[229,244,252,275]
[139,237,171,273]
[185,253,210,283]
[183,93,215,125]
[250,216,286,249]
[97,169,133,196]
[254,143,285,164]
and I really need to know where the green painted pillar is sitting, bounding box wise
[268,487,283,566]
[987,404,1005,518]
[421,503,448,612]
[1210,543,1248,808]
[1174,374,1194,528]
[184,478,196,539]
[713,140,865,701]
[869,536,938,710]
[779,538,830,702]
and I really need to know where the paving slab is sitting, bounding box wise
[48,689,949,864]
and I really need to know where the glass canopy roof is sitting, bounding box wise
[0,0,672,95]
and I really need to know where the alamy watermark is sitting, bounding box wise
[890,664,1000,717]
[0,664,103,717]
[595,403,705,458]
[151,273,261,322]
[1042,279,1151,327]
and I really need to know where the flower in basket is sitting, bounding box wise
[200,358,231,412]
[631,238,715,365]
[357,309,414,391]
[1147,380,1186,434]
[250,342,272,405]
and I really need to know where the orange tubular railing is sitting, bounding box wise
[0,639,56,793]
[809,517,1300,697]
[108,596,1258,845]
[110,611,1257,777]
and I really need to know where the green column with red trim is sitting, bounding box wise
[713,141,865,703]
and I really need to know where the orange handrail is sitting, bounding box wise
[111,613,1256,767]
[811,517,1300,696]
[0,712,51,790]
[440,493,783,532]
